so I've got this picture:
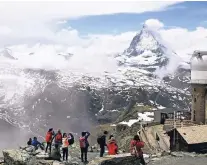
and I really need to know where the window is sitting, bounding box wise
[194,88,196,92]
[194,98,196,102]
[194,112,196,121]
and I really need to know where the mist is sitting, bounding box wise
[0,119,31,156]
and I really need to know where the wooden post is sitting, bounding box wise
[173,111,176,146]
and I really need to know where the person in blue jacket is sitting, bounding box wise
[31,137,44,150]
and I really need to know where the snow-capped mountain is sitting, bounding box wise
[0,25,191,140]
[0,48,16,60]
[116,24,178,71]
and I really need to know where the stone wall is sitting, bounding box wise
[191,84,207,124]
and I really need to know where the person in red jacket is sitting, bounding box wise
[107,135,118,155]
[45,128,54,154]
[79,131,90,163]
[130,135,146,165]
[52,129,62,147]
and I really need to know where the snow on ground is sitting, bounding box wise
[119,119,139,127]
[119,112,154,127]
[125,51,158,66]
[136,103,144,106]
[157,105,166,109]
[99,104,104,113]
[107,109,119,112]
[172,95,177,99]
[137,112,154,122]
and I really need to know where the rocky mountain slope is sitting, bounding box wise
[0,24,191,142]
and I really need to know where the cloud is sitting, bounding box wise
[0,1,179,23]
[1,30,136,76]
[160,26,207,62]
[0,1,179,45]
[1,18,207,75]
[144,19,164,30]
[0,1,206,77]
[141,19,207,64]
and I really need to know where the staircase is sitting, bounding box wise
[152,125,170,152]
[138,125,170,154]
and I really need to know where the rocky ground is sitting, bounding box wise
[1,147,207,165]
[148,152,207,165]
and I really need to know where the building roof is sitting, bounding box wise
[176,125,207,144]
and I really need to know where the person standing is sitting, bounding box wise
[79,131,90,163]
[45,128,54,154]
[97,131,108,157]
[52,129,62,149]
[62,133,69,161]
[130,135,146,165]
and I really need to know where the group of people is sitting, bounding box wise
[97,131,146,165]
[27,128,74,162]
[97,131,118,156]
[26,128,145,165]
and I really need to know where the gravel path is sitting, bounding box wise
[148,156,207,165]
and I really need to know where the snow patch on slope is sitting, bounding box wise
[119,112,154,127]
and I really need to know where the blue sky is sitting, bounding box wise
[64,1,207,35]
[1,0,207,60]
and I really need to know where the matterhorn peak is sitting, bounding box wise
[116,23,171,71]
[124,24,165,57]
[141,23,152,32]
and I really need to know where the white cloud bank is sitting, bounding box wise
[0,1,179,23]
[0,2,207,75]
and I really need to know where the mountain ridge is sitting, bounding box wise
[0,25,191,139]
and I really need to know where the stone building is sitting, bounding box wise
[154,108,190,124]
[191,51,207,124]
[166,125,207,153]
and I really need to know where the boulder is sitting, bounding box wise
[2,149,77,165]
[88,154,140,165]
[3,149,36,165]
[0,157,4,164]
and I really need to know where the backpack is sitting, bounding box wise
[97,135,103,144]
[131,141,144,157]
[55,133,62,142]
[45,132,52,142]
[68,133,74,145]
[79,137,86,148]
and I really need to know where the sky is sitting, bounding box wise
[0,1,207,72]
[67,1,207,34]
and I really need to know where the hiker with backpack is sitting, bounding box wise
[62,133,69,161]
[52,129,63,148]
[130,135,146,165]
[79,131,90,163]
[97,131,108,157]
[45,128,54,154]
